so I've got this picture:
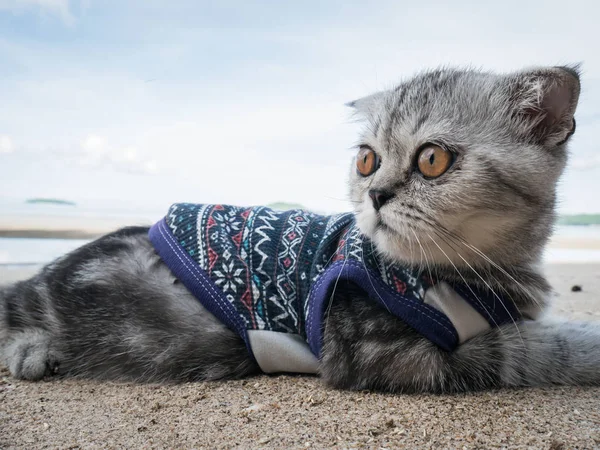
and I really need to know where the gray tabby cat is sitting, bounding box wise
[1,65,598,393]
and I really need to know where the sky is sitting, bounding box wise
[0,0,599,215]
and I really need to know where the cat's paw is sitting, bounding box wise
[1,330,60,381]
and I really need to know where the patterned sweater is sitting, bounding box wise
[149,204,521,374]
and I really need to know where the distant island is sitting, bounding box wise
[558,214,600,226]
[267,202,307,211]
[26,198,77,206]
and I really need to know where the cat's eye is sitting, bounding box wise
[417,144,453,178]
[356,146,380,177]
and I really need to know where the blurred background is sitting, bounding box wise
[1,0,599,271]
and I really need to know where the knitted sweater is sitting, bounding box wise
[149,203,521,374]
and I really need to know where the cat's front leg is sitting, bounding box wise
[0,228,260,382]
[320,282,600,393]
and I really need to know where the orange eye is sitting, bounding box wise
[417,144,453,178]
[356,146,380,177]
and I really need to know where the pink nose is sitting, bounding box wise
[368,190,393,211]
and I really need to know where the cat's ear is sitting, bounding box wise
[509,65,581,146]
[346,90,388,118]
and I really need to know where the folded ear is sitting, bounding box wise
[346,90,389,118]
[509,65,581,146]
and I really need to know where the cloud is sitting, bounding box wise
[0,0,76,24]
[76,134,159,175]
[0,135,14,153]
[570,154,600,171]
[1,0,599,213]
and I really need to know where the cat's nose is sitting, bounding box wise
[368,189,394,211]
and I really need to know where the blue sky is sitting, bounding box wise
[0,0,599,214]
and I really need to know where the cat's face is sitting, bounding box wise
[349,67,580,268]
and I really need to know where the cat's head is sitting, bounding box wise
[348,66,580,268]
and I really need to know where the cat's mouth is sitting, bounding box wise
[356,204,430,260]
[376,216,394,233]
[374,214,417,242]
[376,211,416,233]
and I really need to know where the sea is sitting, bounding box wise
[0,198,163,268]
[1,199,600,267]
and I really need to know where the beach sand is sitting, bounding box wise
[1,264,600,449]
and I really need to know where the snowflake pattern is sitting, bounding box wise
[213,261,244,293]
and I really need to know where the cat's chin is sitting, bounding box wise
[371,225,442,266]
[356,211,478,268]
[369,225,468,268]
[357,210,541,269]
[355,211,424,266]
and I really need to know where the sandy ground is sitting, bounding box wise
[1,264,600,449]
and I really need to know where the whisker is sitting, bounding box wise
[414,227,425,274]
[409,227,434,286]
[323,255,349,342]
[321,195,361,204]
[432,226,526,312]
[355,205,532,348]
[434,225,540,306]
[403,207,540,306]
[365,238,391,314]
[428,230,525,348]
[425,232,502,331]
[320,226,351,270]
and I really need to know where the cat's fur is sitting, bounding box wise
[2,66,600,393]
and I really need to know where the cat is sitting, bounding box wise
[2,65,599,394]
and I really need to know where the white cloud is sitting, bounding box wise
[77,134,160,175]
[0,135,14,153]
[570,154,600,171]
[0,0,75,24]
[142,160,159,175]
[81,134,106,155]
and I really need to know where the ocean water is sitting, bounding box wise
[1,227,600,267]
[0,238,91,266]
[0,197,163,221]
[0,198,161,267]
[1,198,600,266]
[543,247,600,263]
[544,225,600,262]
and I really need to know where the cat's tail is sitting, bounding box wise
[456,317,600,388]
